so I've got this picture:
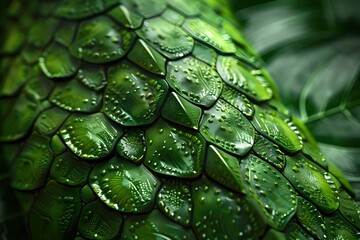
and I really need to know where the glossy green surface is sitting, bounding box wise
[1,0,360,239]
[200,99,255,155]
[241,155,297,230]
[157,180,192,226]
[144,119,205,178]
[90,157,160,213]
[60,113,122,159]
[39,43,80,79]
[137,17,194,59]
[167,56,223,107]
[104,61,168,126]
[70,16,135,63]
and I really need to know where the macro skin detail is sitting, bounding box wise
[1,0,360,239]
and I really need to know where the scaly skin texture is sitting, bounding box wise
[1,0,360,239]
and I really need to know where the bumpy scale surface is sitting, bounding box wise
[1,0,360,239]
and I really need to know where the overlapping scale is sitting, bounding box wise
[27,19,58,48]
[76,64,107,92]
[192,41,217,67]
[50,151,91,186]
[60,113,122,160]
[121,209,196,239]
[338,190,360,229]
[136,17,194,59]
[296,196,327,239]
[116,129,146,163]
[183,19,236,54]
[157,180,192,226]
[28,180,81,240]
[128,39,166,75]
[107,5,143,29]
[70,16,135,63]
[144,119,206,178]
[0,92,49,142]
[55,0,119,20]
[161,92,202,130]
[49,80,102,113]
[166,56,223,107]
[253,134,286,171]
[252,105,303,153]
[89,157,160,213]
[2,0,360,239]
[220,84,254,118]
[39,43,80,79]
[192,176,266,239]
[54,21,77,47]
[11,133,53,190]
[200,99,254,156]
[34,107,69,136]
[78,200,123,240]
[120,0,166,18]
[324,212,359,240]
[104,61,168,126]
[161,8,185,26]
[217,56,273,102]
[24,69,54,101]
[167,0,200,16]
[0,57,31,97]
[283,155,339,214]
[205,145,245,193]
[241,155,297,230]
